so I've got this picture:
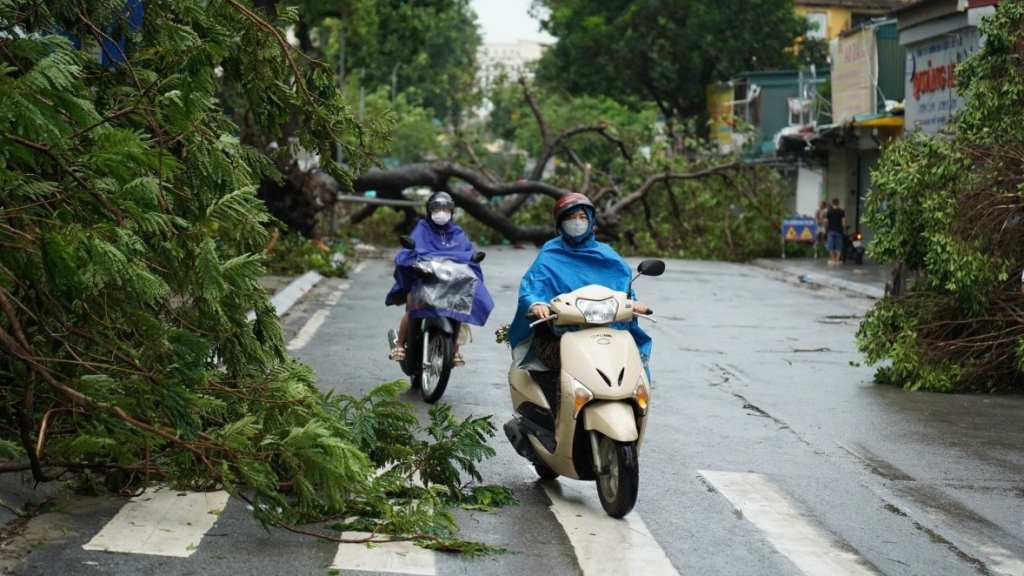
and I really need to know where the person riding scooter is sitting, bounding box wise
[507,193,652,377]
[385,192,493,367]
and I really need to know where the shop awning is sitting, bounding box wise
[852,114,904,128]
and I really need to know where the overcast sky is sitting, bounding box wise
[470,0,555,44]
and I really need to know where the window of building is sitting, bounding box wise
[806,12,827,39]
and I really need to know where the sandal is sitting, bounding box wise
[389,346,406,361]
[453,353,466,367]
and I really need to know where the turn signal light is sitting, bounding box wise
[572,379,593,418]
[633,381,649,412]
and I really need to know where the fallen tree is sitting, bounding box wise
[264,79,774,254]
[0,0,510,550]
[856,2,1024,393]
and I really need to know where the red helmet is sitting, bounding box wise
[552,193,594,222]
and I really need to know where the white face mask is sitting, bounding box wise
[561,219,588,238]
[431,211,451,226]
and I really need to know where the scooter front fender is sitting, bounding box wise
[583,401,638,442]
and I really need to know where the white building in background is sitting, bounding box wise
[475,40,546,118]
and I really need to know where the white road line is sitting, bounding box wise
[324,282,350,306]
[247,270,324,321]
[330,532,436,575]
[83,488,229,557]
[287,308,329,351]
[542,480,679,576]
[354,261,367,275]
[699,470,878,576]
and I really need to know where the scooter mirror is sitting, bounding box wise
[637,259,665,277]
[399,235,416,250]
[471,251,486,263]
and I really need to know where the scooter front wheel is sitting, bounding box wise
[595,434,639,518]
[534,460,559,481]
[420,328,453,403]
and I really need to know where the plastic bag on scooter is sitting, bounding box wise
[410,258,477,316]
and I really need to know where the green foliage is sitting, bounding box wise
[610,161,789,261]
[855,1,1024,392]
[0,0,503,546]
[312,0,481,124]
[364,88,445,164]
[264,233,350,277]
[534,0,806,119]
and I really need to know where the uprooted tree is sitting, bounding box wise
[0,0,513,550]
[272,78,792,261]
[856,1,1024,393]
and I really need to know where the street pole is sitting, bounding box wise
[330,23,345,236]
[359,67,365,121]
[391,63,401,102]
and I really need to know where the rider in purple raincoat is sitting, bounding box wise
[385,192,493,365]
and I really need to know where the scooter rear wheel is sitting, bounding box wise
[595,434,639,518]
[419,328,453,403]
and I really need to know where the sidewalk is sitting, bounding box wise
[752,257,895,299]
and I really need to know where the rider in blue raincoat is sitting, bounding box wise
[508,193,652,377]
[386,192,493,365]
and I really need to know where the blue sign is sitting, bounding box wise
[48,0,143,67]
[781,216,817,243]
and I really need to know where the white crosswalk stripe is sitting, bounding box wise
[542,479,680,576]
[330,533,437,575]
[82,488,229,557]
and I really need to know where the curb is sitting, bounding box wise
[751,258,885,299]
[247,270,325,321]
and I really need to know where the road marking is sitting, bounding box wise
[287,308,329,351]
[699,470,878,576]
[354,261,367,274]
[541,480,679,576]
[330,532,436,575]
[325,282,350,306]
[83,488,229,557]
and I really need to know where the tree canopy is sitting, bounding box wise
[531,0,811,122]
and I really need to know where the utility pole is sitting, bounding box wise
[330,24,345,236]
[391,63,401,102]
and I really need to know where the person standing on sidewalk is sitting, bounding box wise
[825,198,846,266]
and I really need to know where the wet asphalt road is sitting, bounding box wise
[8,247,1024,576]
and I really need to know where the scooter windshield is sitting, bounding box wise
[410,257,477,316]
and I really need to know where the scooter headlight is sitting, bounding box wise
[572,379,593,419]
[576,297,618,324]
[633,377,649,413]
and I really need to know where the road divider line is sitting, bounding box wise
[330,532,436,575]
[325,282,350,306]
[699,470,878,576]
[287,308,329,351]
[541,479,679,576]
[83,488,229,557]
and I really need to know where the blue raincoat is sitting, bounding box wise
[508,208,652,374]
[385,219,494,327]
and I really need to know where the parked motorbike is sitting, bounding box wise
[387,235,485,403]
[843,229,865,265]
[503,259,665,518]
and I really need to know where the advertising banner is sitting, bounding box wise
[904,28,980,134]
[831,29,876,124]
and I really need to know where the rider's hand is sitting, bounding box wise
[633,301,650,315]
[530,304,551,319]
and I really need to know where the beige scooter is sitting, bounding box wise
[503,259,664,518]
